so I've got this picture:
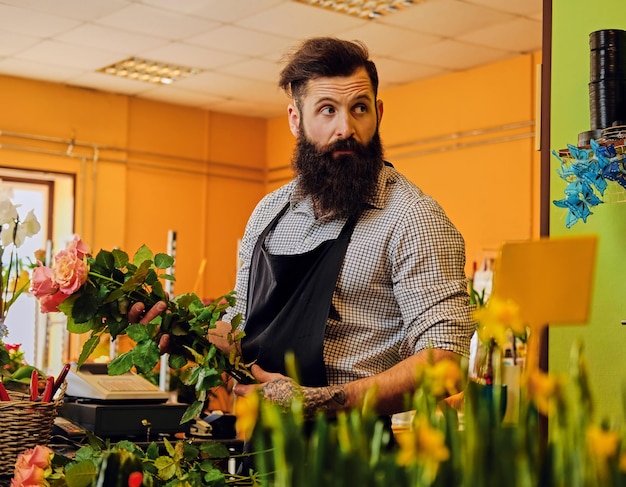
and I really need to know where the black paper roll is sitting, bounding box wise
[589,79,626,129]
[590,47,626,81]
[590,29,626,51]
[589,30,626,129]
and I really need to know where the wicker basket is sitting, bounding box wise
[0,384,65,477]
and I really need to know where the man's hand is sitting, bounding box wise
[128,301,168,351]
[207,320,240,355]
[233,364,347,418]
[128,301,167,325]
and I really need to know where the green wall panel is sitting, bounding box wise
[550,0,626,424]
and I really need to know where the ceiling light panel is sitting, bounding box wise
[293,0,422,19]
[97,57,202,85]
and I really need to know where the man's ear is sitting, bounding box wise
[377,99,384,123]
[288,104,300,137]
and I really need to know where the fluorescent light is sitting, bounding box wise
[294,0,422,19]
[97,57,202,85]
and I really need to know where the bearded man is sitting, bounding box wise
[212,36,476,418]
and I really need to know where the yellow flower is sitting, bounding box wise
[427,359,462,397]
[587,424,620,460]
[396,414,449,481]
[526,370,566,416]
[235,391,259,441]
[10,269,30,293]
[474,297,526,346]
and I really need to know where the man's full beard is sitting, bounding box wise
[292,132,384,219]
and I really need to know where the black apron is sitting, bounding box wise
[241,202,358,387]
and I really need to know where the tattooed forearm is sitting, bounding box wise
[262,378,348,418]
[262,378,297,408]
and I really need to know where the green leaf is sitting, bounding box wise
[130,340,160,374]
[181,401,204,424]
[199,441,230,458]
[108,351,135,375]
[72,290,101,323]
[64,459,99,487]
[133,244,154,267]
[162,437,176,457]
[154,455,177,480]
[94,249,115,273]
[168,353,188,370]
[77,335,100,368]
[154,252,174,269]
[57,293,79,318]
[203,468,226,483]
[112,248,129,268]
[67,317,96,334]
[126,323,150,342]
[146,442,160,460]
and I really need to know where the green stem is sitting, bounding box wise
[87,270,161,307]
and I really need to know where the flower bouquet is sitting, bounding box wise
[31,236,254,423]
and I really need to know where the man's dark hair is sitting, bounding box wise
[279,37,379,106]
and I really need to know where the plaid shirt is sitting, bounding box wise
[226,164,475,385]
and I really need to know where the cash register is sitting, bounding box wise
[59,363,190,441]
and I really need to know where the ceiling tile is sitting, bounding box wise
[142,0,285,23]
[379,0,515,37]
[463,0,543,17]
[459,18,542,53]
[3,0,133,22]
[0,4,80,38]
[15,40,126,71]
[55,24,168,54]
[96,3,220,40]
[0,30,41,57]
[0,57,83,83]
[187,25,293,57]
[236,2,365,39]
[216,58,282,83]
[337,23,441,57]
[141,43,246,70]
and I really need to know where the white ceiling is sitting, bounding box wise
[0,0,543,119]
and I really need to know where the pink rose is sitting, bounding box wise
[53,248,88,294]
[30,263,58,298]
[66,235,90,259]
[39,290,70,313]
[11,445,52,487]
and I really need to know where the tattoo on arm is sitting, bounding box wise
[262,379,347,418]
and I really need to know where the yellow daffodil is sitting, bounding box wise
[427,359,462,397]
[526,370,566,416]
[587,424,620,460]
[474,296,526,347]
[235,391,259,441]
[396,415,449,482]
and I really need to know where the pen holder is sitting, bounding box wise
[0,382,66,477]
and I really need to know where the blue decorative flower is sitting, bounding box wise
[552,139,625,227]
